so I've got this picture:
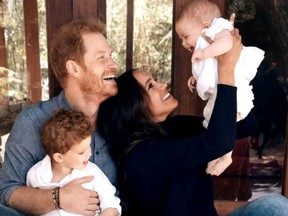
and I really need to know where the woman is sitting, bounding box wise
[97,29,288,216]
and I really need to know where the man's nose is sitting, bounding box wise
[108,57,118,70]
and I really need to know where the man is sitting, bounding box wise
[0,18,118,215]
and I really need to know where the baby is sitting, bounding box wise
[175,0,264,176]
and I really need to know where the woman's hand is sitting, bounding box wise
[217,13,242,86]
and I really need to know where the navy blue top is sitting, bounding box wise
[120,85,238,216]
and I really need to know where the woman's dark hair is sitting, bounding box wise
[97,69,165,157]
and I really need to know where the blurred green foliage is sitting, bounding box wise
[3,0,48,100]
[3,0,172,101]
[107,0,172,84]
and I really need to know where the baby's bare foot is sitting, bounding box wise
[206,158,219,174]
[207,157,232,176]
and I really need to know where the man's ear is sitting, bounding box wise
[52,152,64,163]
[66,60,79,76]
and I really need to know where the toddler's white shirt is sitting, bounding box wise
[27,155,121,216]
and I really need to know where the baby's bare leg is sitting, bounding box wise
[206,151,233,176]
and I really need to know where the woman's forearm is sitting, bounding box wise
[217,29,242,86]
[205,85,237,158]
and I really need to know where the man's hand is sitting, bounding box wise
[60,176,100,216]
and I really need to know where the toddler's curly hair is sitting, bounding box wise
[41,109,93,157]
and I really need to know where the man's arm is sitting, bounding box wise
[8,187,55,213]
[9,177,100,215]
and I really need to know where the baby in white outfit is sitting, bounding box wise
[176,0,264,176]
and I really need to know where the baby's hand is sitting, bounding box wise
[191,48,204,64]
[187,75,196,93]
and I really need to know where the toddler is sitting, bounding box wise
[26,109,121,216]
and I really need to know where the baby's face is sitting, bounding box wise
[176,18,203,53]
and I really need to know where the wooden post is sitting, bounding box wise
[45,0,72,98]
[126,0,133,71]
[0,0,8,68]
[172,0,205,116]
[23,0,42,104]
[72,0,106,22]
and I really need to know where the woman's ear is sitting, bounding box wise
[203,21,210,29]
[66,60,79,76]
[52,152,64,163]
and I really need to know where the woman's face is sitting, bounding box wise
[133,70,178,122]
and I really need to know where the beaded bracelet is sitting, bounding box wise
[52,186,61,209]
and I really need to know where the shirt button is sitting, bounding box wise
[96,151,99,155]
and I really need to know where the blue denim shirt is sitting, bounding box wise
[0,91,117,206]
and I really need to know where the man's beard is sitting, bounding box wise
[79,70,103,103]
